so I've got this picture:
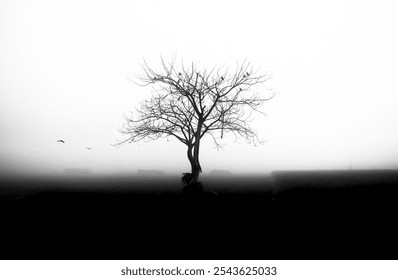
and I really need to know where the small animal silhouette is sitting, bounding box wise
[86,147,92,150]
[57,140,65,143]
[181,173,193,186]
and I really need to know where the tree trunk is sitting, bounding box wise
[185,142,202,186]
[190,162,201,184]
[191,120,203,183]
[191,146,201,184]
[184,121,203,189]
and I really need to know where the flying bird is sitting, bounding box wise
[57,140,65,143]
[86,147,92,150]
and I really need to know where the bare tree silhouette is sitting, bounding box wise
[116,57,274,188]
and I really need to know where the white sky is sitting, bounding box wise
[0,0,397,175]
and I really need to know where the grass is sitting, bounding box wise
[1,170,397,260]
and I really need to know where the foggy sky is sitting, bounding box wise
[1,0,397,176]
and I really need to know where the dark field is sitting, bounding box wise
[1,170,398,260]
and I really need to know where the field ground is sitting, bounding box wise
[1,170,398,259]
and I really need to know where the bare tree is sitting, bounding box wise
[116,57,274,187]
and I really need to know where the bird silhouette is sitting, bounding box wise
[57,140,65,143]
[246,72,250,76]
[86,147,92,150]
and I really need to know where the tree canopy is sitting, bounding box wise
[117,58,273,148]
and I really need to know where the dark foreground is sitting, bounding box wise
[1,170,398,260]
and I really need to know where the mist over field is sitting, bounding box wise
[1,0,398,178]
